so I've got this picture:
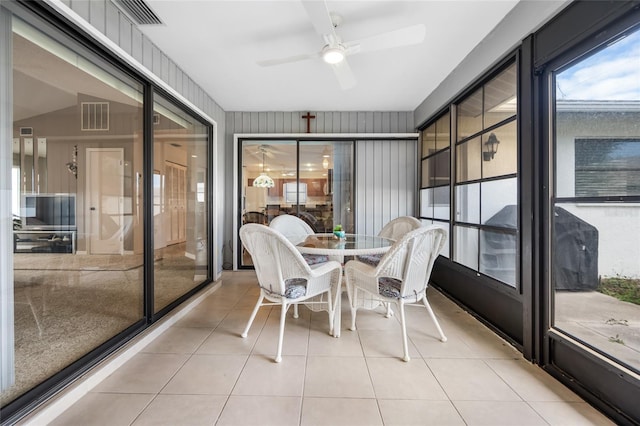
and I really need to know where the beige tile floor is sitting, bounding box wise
[41,270,614,426]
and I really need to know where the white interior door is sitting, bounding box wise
[87,148,124,254]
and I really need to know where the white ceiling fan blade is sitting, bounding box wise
[346,24,426,55]
[331,59,356,90]
[301,0,337,38]
[257,53,319,67]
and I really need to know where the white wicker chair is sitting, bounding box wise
[378,216,423,240]
[345,226,447,362]
[356,216,422,267]
[239,223,342,362]
[269,214,329,266]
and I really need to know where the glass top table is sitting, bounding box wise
[295,233,394,256]
[293,233,394,338]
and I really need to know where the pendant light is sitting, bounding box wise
[253,149,274,188]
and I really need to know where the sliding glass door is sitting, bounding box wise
[153,94,209,313]
[239,139,354,267]
[2,16,145,409]
[551,26,640,375]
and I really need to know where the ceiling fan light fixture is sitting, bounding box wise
[322,45,345,64]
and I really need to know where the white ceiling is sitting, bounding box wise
[138,0,521,112]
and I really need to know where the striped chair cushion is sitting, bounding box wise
[378,277,402,299]
[356,254,382,267]
[302,253,329,265]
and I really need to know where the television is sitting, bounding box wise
[20,193,76,230]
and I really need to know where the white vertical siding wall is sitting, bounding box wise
[56,0,227,276]
[226,111,417,263]
[355,139,417,235]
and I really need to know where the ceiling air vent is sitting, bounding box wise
[113,0,163,25]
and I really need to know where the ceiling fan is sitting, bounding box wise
[257,0,426,90]
[249,144,288,159]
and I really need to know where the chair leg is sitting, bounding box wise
[326,288,337,337]
[385,302,394,318]
[241,294,263,338]
[398,302,410,362]
[349,287,358,331]
[275,302,288,363]
[293,303,299,319]
[423,297,447,342]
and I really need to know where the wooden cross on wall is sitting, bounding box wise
[302,111,316,133]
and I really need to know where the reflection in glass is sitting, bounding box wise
[484,64,517,128]
[420,189,432,217]
[22,138,33,193]
[457,89,482,141]
[422,187,450,220]
[421,219,450,257]
[153,94,209,313]
[553,28,640,374]
[434,150,450,186]
[454,225,478,269]
[482,121,518,179]
[480,228,516,286]
[422,124,436,156]
[421,158,430,188]
[481,178,517,224]
[456,137,481,182]
[6,19,144,408]
[455,183,480,224]
[436,113,451,151]
[37,138,47,192]
[433,186,450,220]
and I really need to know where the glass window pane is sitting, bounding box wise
[420,188,433,218]
[455,183,480,224]
[574,139,640,197]
[422,219,450,258]
[482,121,517,178]
[480,229,517,286]
[433,186,450,220]
[434,150,450,186]
[153,94,209,313]
[454,225,478,270]
[456,137,481,182]
[300,141,353,234]
[422,157,433,187]
[481,178,517,225]
[484,63,517,128]
[435,112,450,151]
[8,18,144,405]
[457,89,483,141]
[422,124,436,156]
[553,28,640,373]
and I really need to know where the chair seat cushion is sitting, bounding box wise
[302,253,329,265]
[378,277,402,298]
[356,254,382,267]
[284,278,307,299]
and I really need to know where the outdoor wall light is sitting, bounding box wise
[483,133,500,161]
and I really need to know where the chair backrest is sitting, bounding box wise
[270,214,315,239]
[243,211,267,225]
[376,226,447,297]
[239,223,311,294]
[378,216,422,241]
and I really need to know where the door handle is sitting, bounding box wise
[90,207,96,211]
